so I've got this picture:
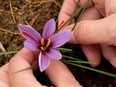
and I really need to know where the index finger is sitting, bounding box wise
[58,0,76,25]
[58,0,93,25]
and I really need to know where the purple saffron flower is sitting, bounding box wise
[18,19,72,72]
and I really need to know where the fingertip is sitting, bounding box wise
[74,21,91,44]
[100,44,116,68]
[64,24,78,44]
[69,31,77,44]
[110,60,116,68]
[45,59,81,87]
[81,44,101,67]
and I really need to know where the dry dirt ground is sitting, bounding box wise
[0,0,116,87]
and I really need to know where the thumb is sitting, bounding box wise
[73,14,116,45]
[9,48,42,87]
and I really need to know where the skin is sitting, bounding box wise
[58,0,116,68]
[0,48,81,87]
[1,0,116,87]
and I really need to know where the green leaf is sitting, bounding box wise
[57,0,88,32]
[62,60,92,64]
[62,55,80,60]
[57,48,72,52]
[68,63,116,78]
[71,0,90,31]
[12,66,38,74]
[0,51,19,55]
[69,0,80,24]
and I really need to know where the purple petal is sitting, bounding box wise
[46,48,62,60]
[24,40,39,51]
[18,24,41,43]
[50,30,72,48]
[42,19,56,40]
[39,52,50,72]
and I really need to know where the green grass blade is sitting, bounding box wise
[62,55,80,60]
[62,55,93,64]
[68,63,116,78]
[56,0,86,32]
[12,66,38,74]
[62,60,91,64]
[71,0,90,31]
[69,0,80,24]
[0,51,19,55]
[57,48,72,52]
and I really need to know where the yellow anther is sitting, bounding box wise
[41,38,44,46]
[46,38,51,48]
[41,47,45,51]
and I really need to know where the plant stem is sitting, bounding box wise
[69,0,80,24]
[0,51,18,55]
[71,0,90,31]
[69,63,116,78]
[57,0,88,32]
[57,47,72,52]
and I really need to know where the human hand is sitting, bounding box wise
[58,0,116,68]
[0,48,81,87]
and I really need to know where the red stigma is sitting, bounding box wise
[57,20,64,29]
[48,20,64,38]
[22,32,40,44]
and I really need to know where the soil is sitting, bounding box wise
[0,0,116,87]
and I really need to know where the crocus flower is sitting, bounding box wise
[18,19,72,72]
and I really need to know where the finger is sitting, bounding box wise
[67,6,102,43]
[58,0,93,25]
[105,0,116,16]
[0,63,11,87]
[69,29,102,67]
[67,6,102,67]
[81,44,101,67]
[45,59,82,87]
[78,6,102,67]
[100,44,116,68]
[9,48,42,87]
[74,14,116,45]
[77,0,93,7]
[58,0,77,25]
[79,6,102,21]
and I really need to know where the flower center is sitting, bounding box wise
[40,38,51,51]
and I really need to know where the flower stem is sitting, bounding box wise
[68,63,116,78]
[57,0,90,32]
[0,51,18,55]
[57,48,72,52]
[69,0,80,24]
[71,0,90,31]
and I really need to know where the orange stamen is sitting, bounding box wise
[41,38,44,46]
[46,38,51,48]
[41,47,45,51]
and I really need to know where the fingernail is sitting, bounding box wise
[90,62,97,68]
[110,60,116,68]
[80,85,83,87]
[68,31,77,44]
